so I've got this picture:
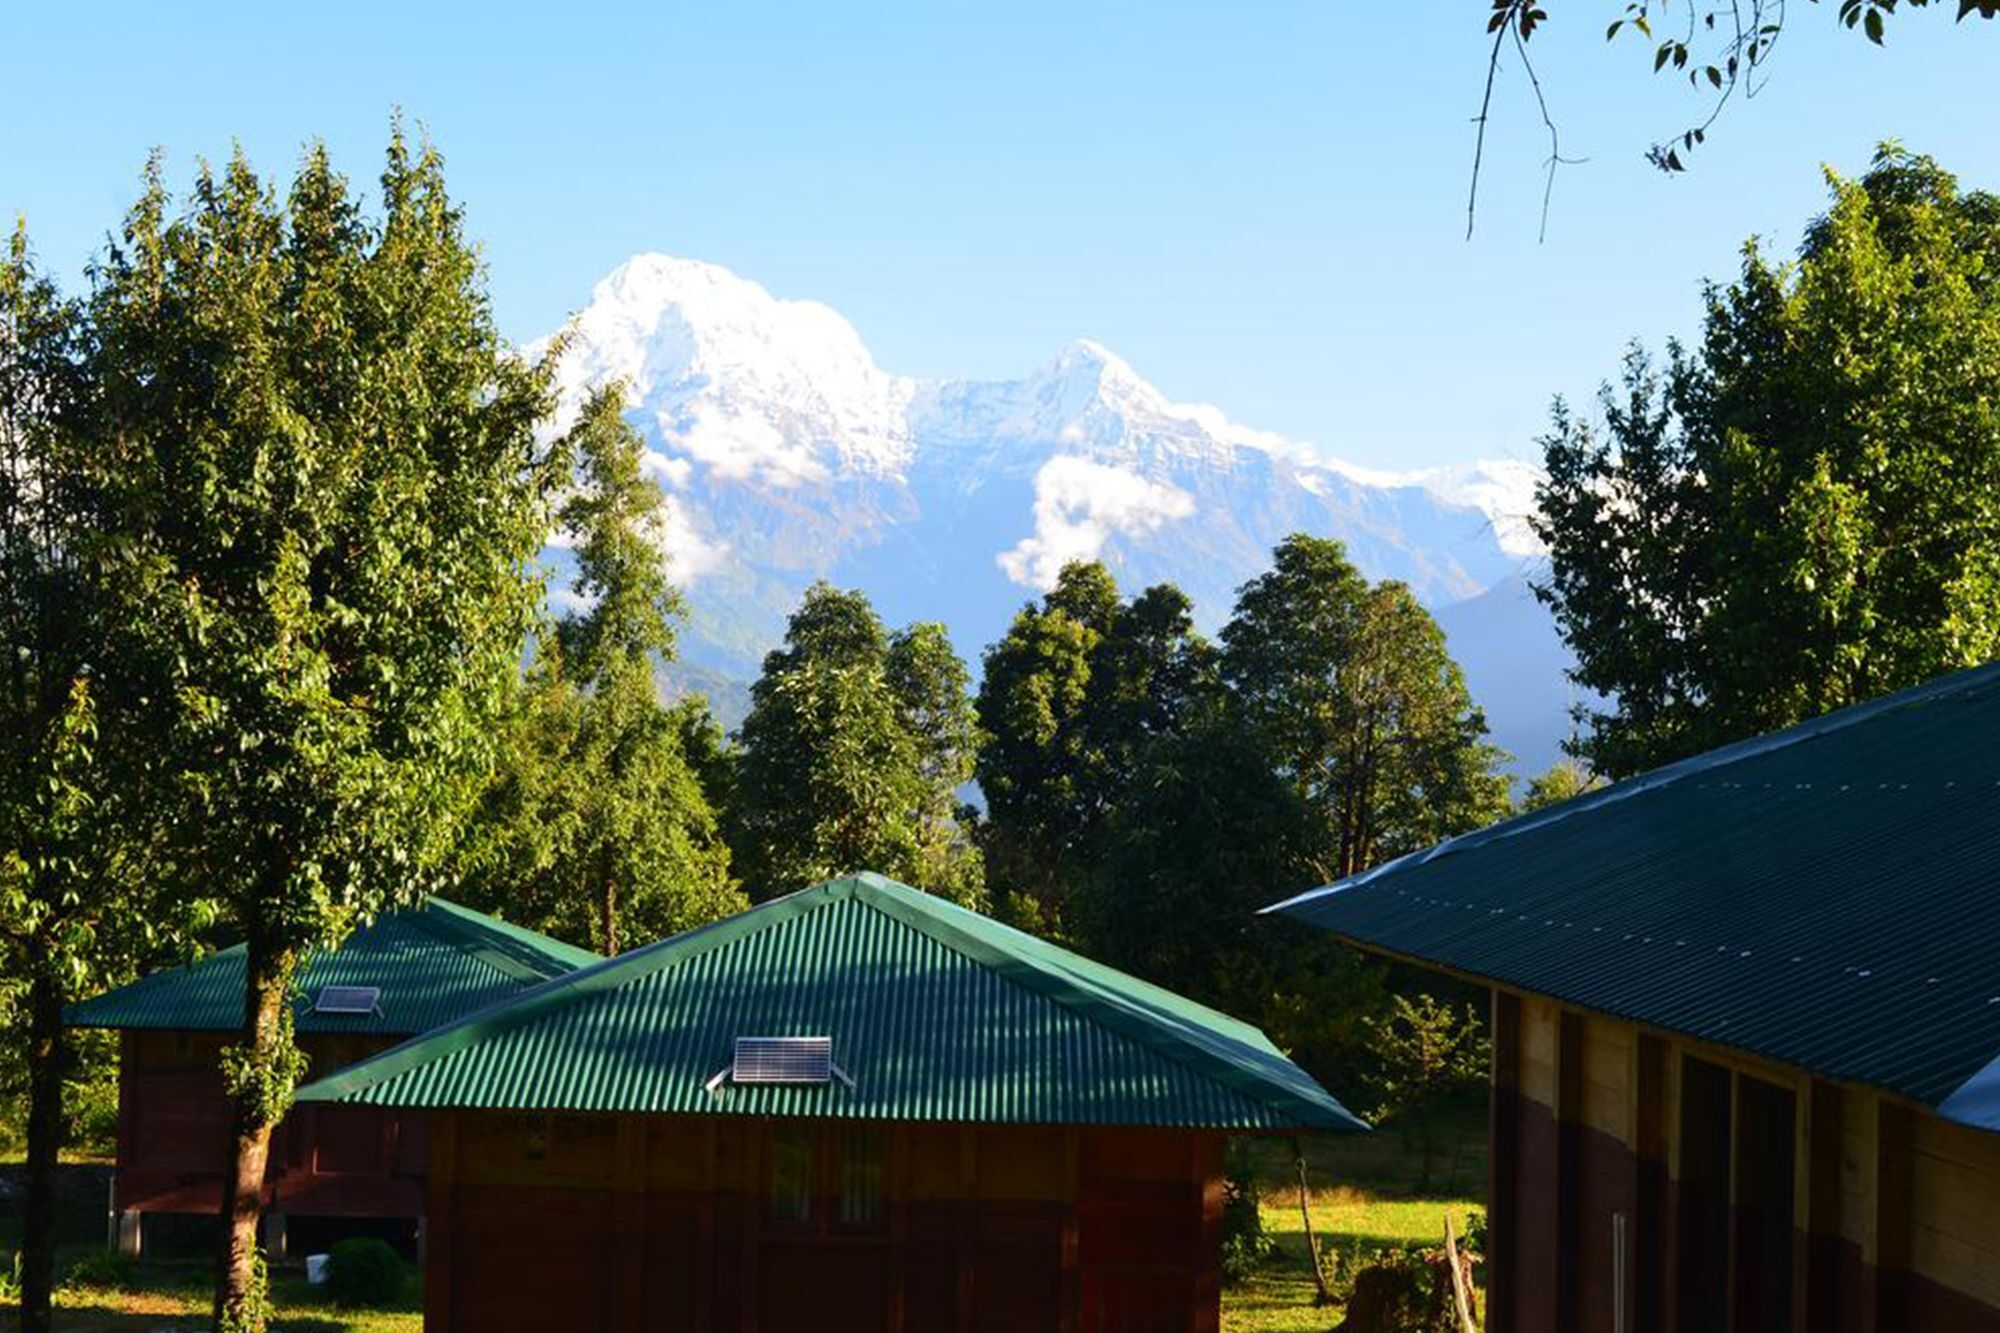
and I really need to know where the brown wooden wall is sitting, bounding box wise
[1487,988,2000,1333]
[114,1029,427,1222]
[423,1110,1226,1333]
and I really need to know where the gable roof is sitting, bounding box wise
[1268,660,2000,1132]
[296,873,1364,1133]
[67,898,599,1038]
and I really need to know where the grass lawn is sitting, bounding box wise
[1221,1100,1488,1332]
[4,1102,1487,1331]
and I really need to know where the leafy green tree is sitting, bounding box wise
[1536,146,2000,778]
[885,622,984,907]
[1365,993,1489,1190]
[84,137,558,1329]
[1520,758,1601,811]
[734,583,981,903]
[0,227,203,1333]
[975,564,1216,934]
[1221,535,1511,881]
[1085,715,1384,1077]
[460,387,739,954]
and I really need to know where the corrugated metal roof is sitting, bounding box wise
[66,898,599,1037]
[297,873,1364,1133]
[1268,661,2000,1132]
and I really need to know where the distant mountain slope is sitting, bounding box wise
[540,254,1570,776]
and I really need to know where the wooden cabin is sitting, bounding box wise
[66,898,596,1258]
[295,873,1364,1332]
[1272,663,2000,1333]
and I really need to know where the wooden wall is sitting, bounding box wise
[423,1110,1227,1333]
[1487,988,2000,1333]
[113,1029,425,1230]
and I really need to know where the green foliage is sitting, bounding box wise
[73,129,561,1329]
[733,583,982,903]
[324,1238,410,1308]
[975,564,1216,934]
[1537,145,2000,778]
[459,385,740,954]
[60,1248,136,1292]
[1519,758,1601,812]
[1366,995,1489,1190]
[1222,536,1512,881]
[1220,1143,1277,1285]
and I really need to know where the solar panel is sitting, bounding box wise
[731,1035,833,1085]
[314,985,381,1015]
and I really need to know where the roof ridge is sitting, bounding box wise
[1265,658,2000,916]
[412,898,599,979]
[844,876,1363,1132]
[297,881,850,1102]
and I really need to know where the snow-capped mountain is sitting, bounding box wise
[539,254,1571,775]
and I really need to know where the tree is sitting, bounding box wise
[1221,536,1511,882]
[1469,0,1996,234]
[975,564,1216,934]
[0,226,204,1333]
[1084,715,1385,1077]
[733,583,982,903]
[885,622,984,907]
[85,136,558,1330]
[1535,146,2000,778]
[459,387,740,954]
[1519,758,1601,811]
[1365,994,1489,1190]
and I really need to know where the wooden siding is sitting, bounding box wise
[1488,987,2000,1333]
[425,1110,1225,1333]
[113,1029,425,1232]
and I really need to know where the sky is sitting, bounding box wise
[3,1,1993,471]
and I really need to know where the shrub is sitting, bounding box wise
[324,1237,408,1308]
[0,1251,21,1302]
[62,1247,136,1291]
[1218,1143,1275,1284]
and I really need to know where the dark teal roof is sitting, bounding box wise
[1270,662,2000,1133]
[297,874,1363,1133]
[66,899,598,1038]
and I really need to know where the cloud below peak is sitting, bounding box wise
[997,455,1196,591]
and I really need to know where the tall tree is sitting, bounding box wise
[1536,146,2000,778]
[975,563,1216,934]
[86,136,558,1330]
[1,226,202,1333]
[1221,535,1511,881]
[884,622,984,908]
[459,386,740,954]
[734,583,981,902]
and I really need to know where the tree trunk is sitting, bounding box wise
[213,943,298,1333]
[600,875,618,957]
[19,967,66,1333]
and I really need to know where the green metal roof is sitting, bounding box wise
[1269,661,2000,1134]
[297,873,1364,1133]
[66,898,599,1038]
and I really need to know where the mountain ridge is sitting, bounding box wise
[539,253,1572,776]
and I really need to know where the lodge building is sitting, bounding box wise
[67,897,595,1258]
[1273,663,2000,1333]
[294,872,1364,1332]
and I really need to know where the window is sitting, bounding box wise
[769,1125,816,1225]
[838,1130,885,1227]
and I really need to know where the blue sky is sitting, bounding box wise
[3,2,1993,469]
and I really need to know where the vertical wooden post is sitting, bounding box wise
[695,1118,716,1330]
[889,1125,910,1333]
[1555,1008,1584,1333]
[1870,1097,1912,1333]
[1194,1134,1224,1333]
[742,1124,762,1333]
[1489,989,1522,1333]
[1059,1128,1081,1333]
[1634,1034,1669,1333]
[610,1115,647,1329]
[424,1111,459,1333]
[956,1127,978,1333]
[1792,1079,1842,1333]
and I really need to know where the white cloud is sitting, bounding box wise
[997,456,1195,591]
[653,494,732,584]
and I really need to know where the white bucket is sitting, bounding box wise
[304,1253,331,1285]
